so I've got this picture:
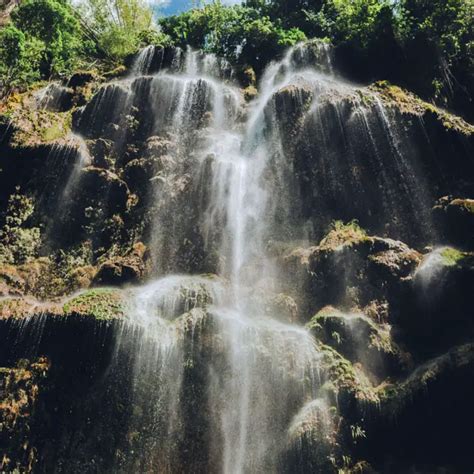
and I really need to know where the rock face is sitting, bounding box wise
[0,43,474,473]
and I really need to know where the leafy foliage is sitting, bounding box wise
[0,0,472,119]
[0,0,158,94]
[79,0,165,59]
[0,25,45,94]
[11,0,84,75]
[160,1,306,71]
[0,189,41,264]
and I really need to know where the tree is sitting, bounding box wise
[80,0,156,59]
[11,0,83,75]
[393,0,473,118]
[0,24,45,95]
[160,1,306,71]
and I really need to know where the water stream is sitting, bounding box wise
[72,42,436,472]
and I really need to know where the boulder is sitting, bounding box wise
[399,247,474,356]
[63,287,126,321]
[281,222,421,322]
[67,71,98,89]
[308,306,406,378]
[362,343,474,473]
[87,138,115,169]
[93,243,149,286]
[80,167,130,213]
[433,196,474,249]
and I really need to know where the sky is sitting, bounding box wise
[153,0,242,17]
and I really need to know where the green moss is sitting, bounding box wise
[380,343,474,410]
[440,247,466,266]
[0,298,34,319]
[63,288,125,320]
[371,81,474,136]
[42,120,68,141]
[307,306,343,332]
[319,344,378,404]
[0,297,61,319]
[319,220,368,251]
[309,307,398,361]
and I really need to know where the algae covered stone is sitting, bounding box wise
[63,288,126,320]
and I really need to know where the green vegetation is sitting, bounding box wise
[79,0,171,59]
[0,0,86,95]
[160,2,306,70]
[440,247,466,266]
[0,0,162,95]
[159,0,473,117]
[0,189,41,265]
[0,0,472,118]
[63,287,125,320]
[319,220,368,250]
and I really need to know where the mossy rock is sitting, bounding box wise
[414,246,472,279]
[0,297,60,320]
[371,81,474,136]
[0,356,50,473]
[63,288,126,321]
[318,220,369,252]
[433,197,474,249]
[4,93,73,147]
[93,243,149,286]
[281,222,421,323]
[319,344,379,405]
[379,343,474,415]
[309,306,404,378]
[440,247,467,266]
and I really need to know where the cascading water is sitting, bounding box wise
[70,40,439,472]
[84,44,333,473]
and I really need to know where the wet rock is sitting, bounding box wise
[75,83,130,139]
[0,309,129,473]
[399,247,474,356]
[93,243,149,286]
[281,223,421,322]
[63,288,126,320]
[123,153,175,195]
[433,196,474,249]
[145,136,174,157]
[263,292,299,323]
[80,167,130,213]
[308,306,406,377]
[0,357,51,473]
[285,399,340,473]
[362,343,474,473]
[125,46,182,75]
[123,158,154,193]
[272,81,314,133]
[319,344,379,407]
[87,138,114,169]
[367,237,422,281]
[67,71,97,89]
[38,83,75,112]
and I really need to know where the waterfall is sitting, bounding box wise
[68,41,438,472]
[84,44,331,473]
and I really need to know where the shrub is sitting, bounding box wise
[0,190,41,264]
